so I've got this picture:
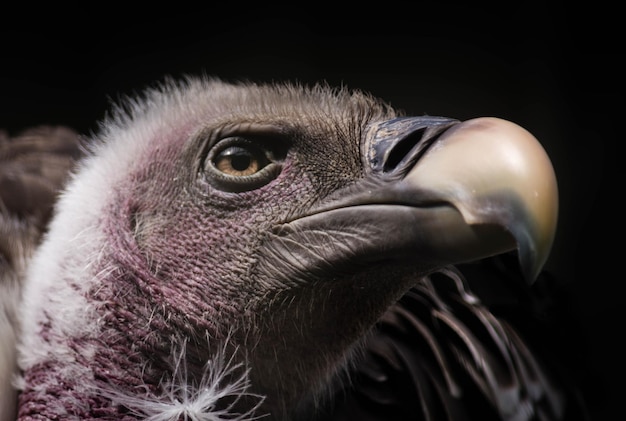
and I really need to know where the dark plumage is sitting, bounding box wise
[0,78,585,420]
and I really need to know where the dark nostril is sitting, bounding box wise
[383,129,427,173]
[366,116,459,175]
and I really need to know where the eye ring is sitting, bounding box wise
[202,136,284,192]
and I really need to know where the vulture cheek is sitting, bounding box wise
[94,159,322,341]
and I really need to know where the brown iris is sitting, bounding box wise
[213,146,268,177]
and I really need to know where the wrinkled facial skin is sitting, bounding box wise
[84,90,401,418]
[114,119,365,331]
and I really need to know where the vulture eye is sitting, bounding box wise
[203,136,284,192]
[214,145,269,177]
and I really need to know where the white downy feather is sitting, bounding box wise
[97,335,267,421]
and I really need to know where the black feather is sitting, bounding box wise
[322,260,589,421]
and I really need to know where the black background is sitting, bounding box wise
[1,6,621,419]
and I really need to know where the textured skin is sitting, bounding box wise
[14,80,400,420]
[1,79,586,420]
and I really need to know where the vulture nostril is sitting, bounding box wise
[368,116,459,175]
[383,129,427,174]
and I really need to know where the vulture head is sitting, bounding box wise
[2,78,566,420]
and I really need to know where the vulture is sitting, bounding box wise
[0,77,587,420]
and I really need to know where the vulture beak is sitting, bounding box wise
[275,116,558,284]
[364,116,559,282]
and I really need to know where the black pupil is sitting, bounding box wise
[228,148,253,171]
